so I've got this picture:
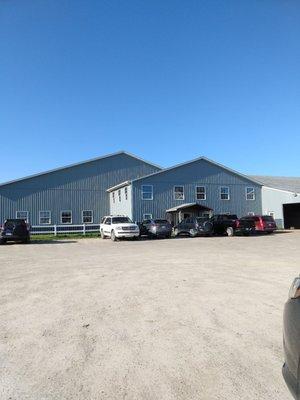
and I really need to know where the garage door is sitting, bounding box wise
[283,203,300,229]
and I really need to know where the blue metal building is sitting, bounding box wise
[108,157,262,224]
[0,152,161,226]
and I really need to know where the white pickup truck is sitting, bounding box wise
[100,215,140,241]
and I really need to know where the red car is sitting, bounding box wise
[238,215,277,234]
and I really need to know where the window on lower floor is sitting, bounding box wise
[16,211,29,222]
[143,213,152,220]
[196,186,206,200]
[248,212,255,216]
[220,187,230,200]
[82,210,93,224]
[61,210,72,224]
[39,211,51,224]
[174,186,184,200]
[246,187,255,200]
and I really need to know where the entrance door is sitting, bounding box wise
[283,203,300,229]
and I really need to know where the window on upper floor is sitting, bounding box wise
[141,185,153,200]
[118,189,121,202]
[174,186,184,200]
[220,187,230,200]
[39,211,51,224]
[246,187,255,200]
[82,210,93,224]
[143,214,153,220]
[112,192,115,203]
[196,186,206,200]
[125,187,128,200]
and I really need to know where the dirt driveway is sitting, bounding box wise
[1,232,299,399]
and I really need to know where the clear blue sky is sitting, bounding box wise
[1,0,299,182]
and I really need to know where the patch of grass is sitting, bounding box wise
[31,233,100,241]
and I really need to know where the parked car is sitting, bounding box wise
[238,215,277,235]
[210,214,240,236]
[100,215,140,241]
[283,276,300,399]
[139,219,172,238]
[174,217,213,237]
[0,219,30,244]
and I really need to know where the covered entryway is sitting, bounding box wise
[166,203,213,226]
[283,203,300,229]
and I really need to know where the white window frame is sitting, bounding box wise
[143,213,153,220]
[174,186,184,201]
[82,210,93,224]
[39,210,51,225]
[61,210,72,224]
[16,211,29,222]
[220,186,230,201]
[246,187,255,201]
[196,186,206,200]
[141,185,153,200]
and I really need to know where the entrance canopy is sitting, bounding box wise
[166,203,213,225]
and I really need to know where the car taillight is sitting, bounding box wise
[255,219,264,230]
[235,220,240,228]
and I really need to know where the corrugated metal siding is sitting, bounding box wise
[0,153,160,225]
[132,159,262,221]
[261,186,300,228]
[109,185,132,219]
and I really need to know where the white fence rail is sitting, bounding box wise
[31,224,100,236]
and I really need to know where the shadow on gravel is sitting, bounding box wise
[2,240,78,246]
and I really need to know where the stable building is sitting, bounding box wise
[0,151,161,226]
[108,157,263,225]
[0,151,299,230]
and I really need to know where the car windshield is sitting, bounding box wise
[218,215,237,220]
[5,219,26,227]
[112,217,132,224]
[262,216,274,222]
[196,217,208,222]
[154,219,169,224]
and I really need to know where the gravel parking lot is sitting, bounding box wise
[1,232,299,400]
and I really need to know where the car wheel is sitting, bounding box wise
[0,238,7,245]
[100,229,106,239]
[22,238,30,244]
[189,229,197,237]
[111,230,117,242]
[226,227,234,237]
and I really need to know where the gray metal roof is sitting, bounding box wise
[131,156,262,186]
[107,181,131,192]
[250,176,300,193]
[0,151,162,188]
[166,203,213,213]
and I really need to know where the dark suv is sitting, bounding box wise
[174,217,213,237]
[139,219,172,238]
[238,215,277,234]
[0,219,30,244]
[210,214,240,236]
